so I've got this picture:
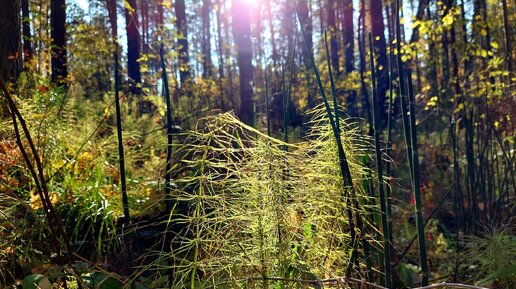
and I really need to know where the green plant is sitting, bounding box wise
[461,225,516,288]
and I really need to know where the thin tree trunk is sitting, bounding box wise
[216,0,225,110]
[341,0,354,74]
[501,0,512,74]
[202,0,212,78]
[175,0,191,85]
[21,0,32,65]
[265,0,279,67]
[125,0,142,94]
[409,0,430,43]
[327,0,339,75]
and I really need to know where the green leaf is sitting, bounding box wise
[83,272,123,289]
[23,274,51,289]
[477,264,516,286]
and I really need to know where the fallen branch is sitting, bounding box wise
[412,282,488,289]
[247,277,489,289]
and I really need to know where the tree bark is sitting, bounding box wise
[369,0,388,127]
[202,0,212,78]
[124,0,142,94]
[0,0,21,83]
[175,0,191,85]
[327,0,339,75]
[21,0,32,65]
[501,0,512,73]
[51,0,67,83]
[215,0,226,110]
[341,0,354,74]
[409,0,430,43]
[232,0,254,126]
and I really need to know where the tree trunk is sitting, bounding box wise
[232,0,254,126]
[216,0,225,109]
[409,0,430,43]
[341,0,354,74]
[501,0,512,74]
[21,0,32,65]
[175,0,191,85]
[202,0,212,78]
[0,0,21,83]
[124,0,142,94]
[359,0,373,135]
[51,0,67,83]
[327,0,339,75]
[340,0,357,117]
[369,0,388,127]
[265,0,279,67]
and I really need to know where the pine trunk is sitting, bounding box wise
[51,0,67,83]
[232,0,254,126]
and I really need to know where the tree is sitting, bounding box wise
[340,0,357,117]
[124,0,142,95]
[327,0,339,75]
[21,0,33,65]
[0,0,21,83]
[232,0,254,126]
[51,0,67,83]
[368,0,388,126]
[341,0,354,74]
[175,0,191,85]
[202,0,212,78]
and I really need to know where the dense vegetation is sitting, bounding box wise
[0,0,514,288]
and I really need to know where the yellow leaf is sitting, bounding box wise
[163,0,172,10]
[491,42,499,49]
[123,0,134,13]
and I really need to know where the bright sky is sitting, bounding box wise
[76,0,89,11]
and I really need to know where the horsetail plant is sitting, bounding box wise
[407,69,429,286]
[324,30,374,282]
[368,33,392,288]
[106,0,133,281]
[396,0,428,285]
[160,43,174,213]
[385,37,395,280]
[297,1,366,276]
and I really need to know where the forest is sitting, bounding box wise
[0,0,514,288]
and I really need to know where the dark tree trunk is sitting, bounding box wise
[175,0,191,85]
[141,0,150,59]
[297,0,315,109]
[21,0,32,65]
[409,0,430,43]
[340,0,357,117]
[51,0,67,84]
[124,0,142,94]
[0,0,21,83]
[501,0,512,74]
[202,0,212,78]
[359,0,373,135]
[327,0,339,75]
[341,0,354,74]
[297,0,312,68]
[369,0,388,127]
[232,0,254,126]
[265,0,279,67]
